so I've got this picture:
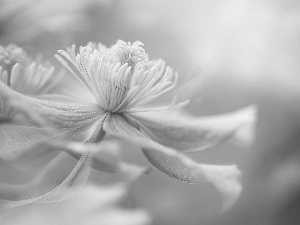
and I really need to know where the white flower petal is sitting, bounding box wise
[59,141,121,173]
[0,144,62,171]
[0,112,105,158]
[1,80,102,126]
[0,184,151,225]
[0,151,92,208]
[59,141,150,180]
[0,124,76,157]
[199,164,242,211]
[103,114,242,210]
[0,109,110,208]
[0,81,107,157]
[127,105,257,152]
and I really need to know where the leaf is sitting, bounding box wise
[128,105,257,152]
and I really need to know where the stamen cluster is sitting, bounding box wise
[57,40,182,113]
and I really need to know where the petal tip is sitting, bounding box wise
[201,164,242,212]
[232,105,257,146]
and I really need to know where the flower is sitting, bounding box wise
[0,44,58,95]
[0,41,256,210]
[0,44,68,125]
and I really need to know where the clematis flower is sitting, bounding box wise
[0,41,256,210]
[0,44,65,96]
[0,44,70,125]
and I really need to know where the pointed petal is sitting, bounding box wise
[0,116,102,158]
[0,151,92,208]
[0,144,62,171]
[58,140,150,179]
[0,79,101,128]
[0,83,105,157]
[103,114,242,210]
[0,113,109,208]
[199,164,242,211]
[0,113,109,176]
[0,184,151,225]
[0,124,78,157]
[128,105,257,152]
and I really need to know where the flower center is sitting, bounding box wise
[109,40,147,69]
[57,40,186,114]
[78,41,147,112]
[96,62,132,112]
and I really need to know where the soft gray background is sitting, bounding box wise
[1,0,300,224]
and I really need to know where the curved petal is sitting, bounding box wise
[0,82,105,156]
[0,112,108,172]
[59,140,150,181]
[59,141,121,173]
[0,124,76,157]
[127,105,257,152]
[0,150,92,208]
[0,111,109,208]
[103,114,242,210]
[0,116,108,158]
[0,79,101,127]
[198,164,242,211]
[0,184,151,225]
[0,144,62,171]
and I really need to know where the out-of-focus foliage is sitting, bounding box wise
[0,0,110,44]
[0,184,151,225]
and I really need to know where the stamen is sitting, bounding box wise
[57,40,187,114]
[122,70,178,111]
[0,67,9,86]
[55,54,90,91]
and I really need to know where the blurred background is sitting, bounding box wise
[1,0,300,224]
